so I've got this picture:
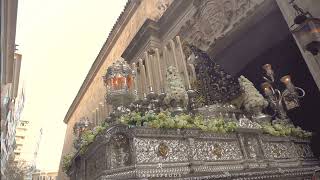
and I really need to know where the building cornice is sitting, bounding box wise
[63,0,142,124]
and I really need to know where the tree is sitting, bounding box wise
[3,155,30,180]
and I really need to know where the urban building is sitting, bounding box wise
[32,170,57,180]
[58,0,320,179]
[1,0,23,178]
[14,120,29,161]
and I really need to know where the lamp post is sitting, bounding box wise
[260,64,305,123]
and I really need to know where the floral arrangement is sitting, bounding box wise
[164,66,188,107]
[79,123,108,154]
[261,122,312,138]
[117,111,238,133]
[62,122,109,173]
[238,76,268,115]
[117,110,312,138]
[62,153,74,173]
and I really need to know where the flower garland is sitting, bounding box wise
[118,111,238,133]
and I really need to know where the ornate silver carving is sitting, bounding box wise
[154,0,173,21]
[110,134,131,169]
[193,140,242,161]
[68,126,318,180]
[262,142,297,159]
[295,143,314,158]
[134,138,188,163]
[238,116,262,129]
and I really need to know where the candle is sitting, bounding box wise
[176,36,191,89]
[280,75,291,86]
[262,64,274,81]
[144,52,153,91]
[280,75,296,93]
[155,48,163,90]
[261,82,273,96]
[169,40,180,72]
[99,102,104,121]
[188,63,196,84]
[163,45,169,90]
[139,59,147,94]
[132,63,138,95]
[163,45,170,69]
[150,54,160,93]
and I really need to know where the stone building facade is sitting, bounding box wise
[1,0,25,178]
[58,0,320,179]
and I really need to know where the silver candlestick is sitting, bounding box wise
[261,64,305,123]
[187,89,197,114]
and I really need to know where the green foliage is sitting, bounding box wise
[194,116,237,133]
[261,122,312,138]
[4,155,30,180]
[76,122,109,155]
[119,111,143,126]
[62,153,74,173]
[117,110,312,139]
[65,122,110,172]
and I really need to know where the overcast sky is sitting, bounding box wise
[16,0,127,171]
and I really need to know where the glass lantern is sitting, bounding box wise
[103,58,136,108]
[292,18,320,55]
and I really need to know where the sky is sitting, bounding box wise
[16,0,127,171]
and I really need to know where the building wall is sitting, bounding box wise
[14,120,31,162]
[58,0,173,179]
[32,171,57,180]
[1,1,21,178]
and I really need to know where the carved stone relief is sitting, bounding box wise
[178,0,265,51]
[154,0,174,21]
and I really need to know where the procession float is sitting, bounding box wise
[63,37,319,180]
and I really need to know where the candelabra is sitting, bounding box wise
[260,64,305,123]
[73,117,91,150]
[158,88,167,111]
[146,87,159,113]
[187,89,197,114]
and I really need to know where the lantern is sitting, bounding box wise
[289,1,320,55]
[292,18,320,55]
[103,58,136,107]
